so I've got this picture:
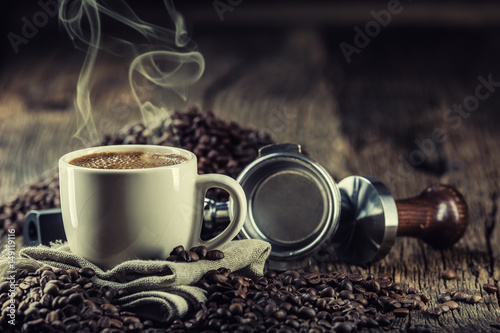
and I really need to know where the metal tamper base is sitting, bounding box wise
[333,175,469,266]
[333,176,398,266]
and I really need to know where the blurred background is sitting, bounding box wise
[0,0,499,210]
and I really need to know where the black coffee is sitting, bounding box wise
[69,151,187,169]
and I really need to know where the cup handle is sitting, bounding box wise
[192,174,247,249]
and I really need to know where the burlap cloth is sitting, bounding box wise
[0,239,271,322]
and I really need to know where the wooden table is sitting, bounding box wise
[1,2,499,331]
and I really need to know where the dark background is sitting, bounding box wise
[2,0,500,59]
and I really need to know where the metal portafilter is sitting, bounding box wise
[24,144,468,270]
[208,144,468,270]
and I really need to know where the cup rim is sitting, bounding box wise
[59,145,195,172]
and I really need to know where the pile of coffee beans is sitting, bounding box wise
[0,171,60,238]
[0,266,163,332]
[166,245,225,262]
[0,107,273,239]
[165,268,433,332]
[1,265,490,332]
[101,107,273,180]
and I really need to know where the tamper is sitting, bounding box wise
[332,176,469,265]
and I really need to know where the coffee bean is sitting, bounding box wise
[339,279,353,292]
[437,293,452,303]
[46,310,59,323]
[206,250,225,260]
[179,250,191,262]
[75,277,90,286]
[0,282,11,294]
[101,303,119,314]
[40,294,53,308]
[274,309,287,320]
[110,318,124,329]
[58,274,72,284]
[98,316,111,329]
[22,318,45,331]
[355,294,369,307]
[228,302,244,315]
[442,301,459,310]
[378,280,393,291]
[298,306,316,319]
[378,273,393,281]
[415,300,428,311]
[62,304,77,317]
[378,296,401,310]
[170,245,185,256]
[360,316,379,327]
[67,269,79,282]
[375,315,392,326]
[128,322,144,331]
[68,293,84,305]
[452,291,468,302]
[439,304,451,313]
[166,255,179,262]
[189,251,200,262]
[339,290,355,301]
[394,307,409,317]
[365,280,381,293]
[442,269,457,280]
[23,307,40,321]
[43,283,60,297]
[407,287,419,294]
[284,270,301,279]
[83,282,94,290]
[391,282,403,292]
[190,246,208,259]
[427,306,443,316]
[79,267,96,278]
[483,284,498,294]
[465,294,482,304]
[320,287,335,298]
[419,293,431,303]
[402,299,417,309]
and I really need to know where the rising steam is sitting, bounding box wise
[58,0,205,147]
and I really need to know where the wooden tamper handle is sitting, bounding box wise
[395,185,469,248]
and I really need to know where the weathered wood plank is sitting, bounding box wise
[329,28,500,331]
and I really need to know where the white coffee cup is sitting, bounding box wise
[59,145,247,268]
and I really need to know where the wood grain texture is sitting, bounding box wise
[0,20,499,332]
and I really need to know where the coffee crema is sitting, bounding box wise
[69,151,187,169]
